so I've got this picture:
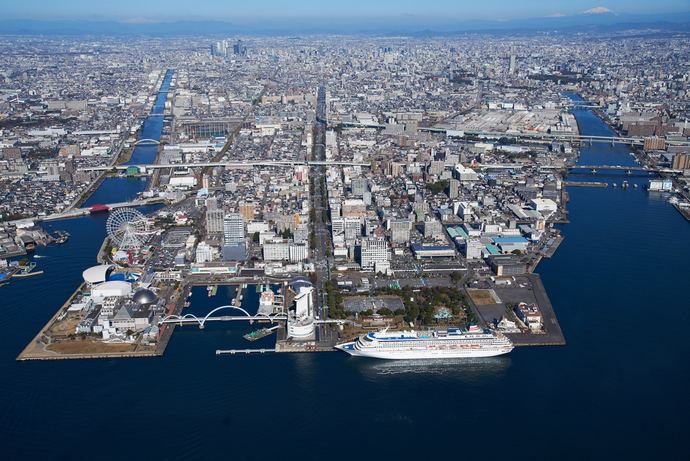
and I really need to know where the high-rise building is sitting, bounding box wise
[223,213,244,245]
[325,130,337,147]
[360,237,390,270]
[351,178,368,197]
[331,217,345,234]
[206,209,225,234]
[449,179,459,199]
[464,239,483,260]
[233,40,245,55]
[387,162,405,176]
[294,225,309,244]
[332,216,361,237]
[424,219,443,238]
[388,219,411,244]
[428,161,445,176]
[509,55,516,74]
[289,242,309,262]
[196,242,214,263]
[239,201,254,223]
[294,165,309,184]
[344,217,362,240]
[458,202,475,221]
[263,239,290,261]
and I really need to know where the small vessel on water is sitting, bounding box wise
[335,325,513,360]
[243,327,277,342]
[54,230,70,244]
[14,262,43,278]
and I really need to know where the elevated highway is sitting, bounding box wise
[82,160,370,172]
[314,119,690,147]
[474,163,681,174]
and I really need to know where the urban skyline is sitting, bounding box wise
[3,1,689,24]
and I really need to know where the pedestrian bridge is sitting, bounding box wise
[161,305,287,329]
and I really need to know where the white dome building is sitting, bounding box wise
[91,281,132,302]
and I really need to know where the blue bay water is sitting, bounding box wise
[1,94,689,459]
[83,177,150,208]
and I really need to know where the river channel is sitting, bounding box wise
[83,69,173,208]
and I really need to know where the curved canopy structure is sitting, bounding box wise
[82,264,115,285]
[289,276,313,292]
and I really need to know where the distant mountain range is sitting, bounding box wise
[1,11,689,37]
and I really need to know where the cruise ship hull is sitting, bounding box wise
[335,341,513,360]
[335,327,514,360]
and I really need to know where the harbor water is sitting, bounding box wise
[1,96,689,459]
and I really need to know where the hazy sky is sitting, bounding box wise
[4,1,689,23]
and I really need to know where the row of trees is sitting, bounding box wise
[425,180,449,195]
[325,278,347,319]
[371,284,473,326]
[278,228,293,239]
[323,282,474,326]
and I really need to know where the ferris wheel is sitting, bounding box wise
[106,208,150,250]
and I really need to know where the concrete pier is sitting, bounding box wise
[506,274,566,346]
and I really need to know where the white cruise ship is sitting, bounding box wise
[335,325,513,360]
